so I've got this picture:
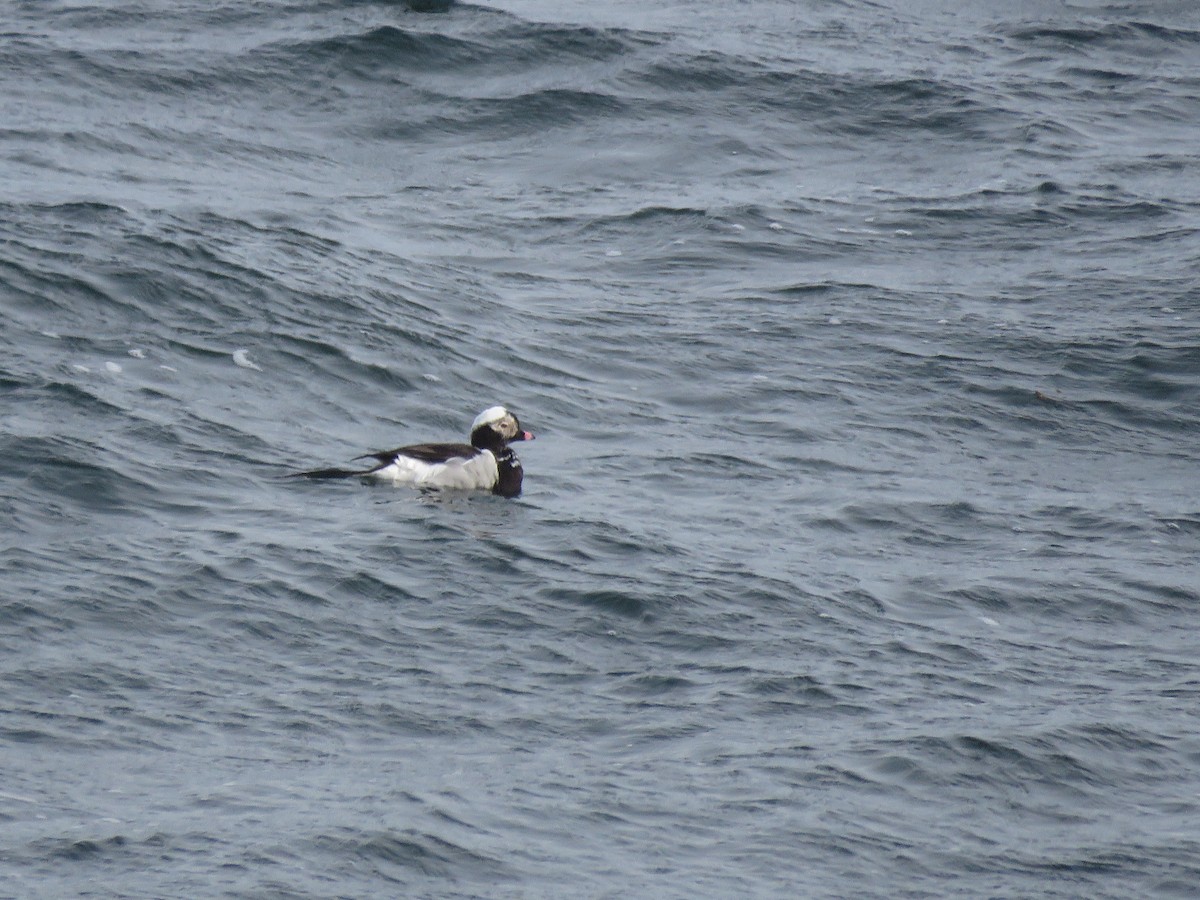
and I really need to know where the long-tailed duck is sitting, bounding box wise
[291,406,533,497]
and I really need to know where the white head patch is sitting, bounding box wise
[471,406,509,433]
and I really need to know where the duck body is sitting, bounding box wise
[292,406,532,498]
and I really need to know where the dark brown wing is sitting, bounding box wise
[354,442,481,466]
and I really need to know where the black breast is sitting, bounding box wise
[492,449,523,498]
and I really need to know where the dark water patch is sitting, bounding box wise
[29,2,217,30]
[749,674,840,703]
[573,205,714,242]
[934,575,1148,627]
[680,450,782,479]
[628,51,1012,139]
[833,499,996,547]
[9,40,228,104]
[0,255,122,320]
[0,590,75,635]
[941,334,1200,444]
[1057,723,1176,759]
[9,435,161,514]
[614,673,701,701]
[1020,505,1160,542]
[540,586,653,622]
[375,87,629,142]
[862,731,1106,797]
[45,833,129,861]
[0,199,130,230]
[0,725,64,746]
[271,332,422,394]
[838,77,1002,137]
[284,24,490,75]
[400,0,458,12]
[332,570,420,606]
[1157,515,1200,535]
[1004,21,1200,54]
[273,17,653,81]
[967,845,1200,896]
[899,198,1074,239]
[772,280,871,298]
[311,827,509,882]
[1,202,335,337]
[1060,195,1179,221]
[955,733,1102,786]
[1061,65,1140,84]
[463,605,541,636]
[629,49,830,98]
[11,378,128,420]
[485,20,659,66]
[1110,577,1199,614]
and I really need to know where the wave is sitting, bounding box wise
[267,17,655,79]
[1003,20,1200,52]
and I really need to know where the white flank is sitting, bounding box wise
[366,450,499,491]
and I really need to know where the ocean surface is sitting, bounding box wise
[2,0,1199,896]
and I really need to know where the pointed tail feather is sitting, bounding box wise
[287,466,372,480]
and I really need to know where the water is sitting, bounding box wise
[3,1,1199,896]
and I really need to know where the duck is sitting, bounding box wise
[290,406,533,498]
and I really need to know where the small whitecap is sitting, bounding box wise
[232,349,262,371]
[159,364,177,372]
[894,229,912,236]
[41,331,60,339]
[72,364,91,373]
[605,249,623,257]
[671,238,686,245]
[105,361,123,373]
[828,316,842,325]
[128,348,146,359]
[979,616,999,628]
[937,318,950,325]
[751,374,769,382]
[422,373,441,382]
[730,223,745,232]
[1161,307,1175,313]
[768,222,783,231]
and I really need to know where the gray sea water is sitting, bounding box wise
[3,0,1199,896]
